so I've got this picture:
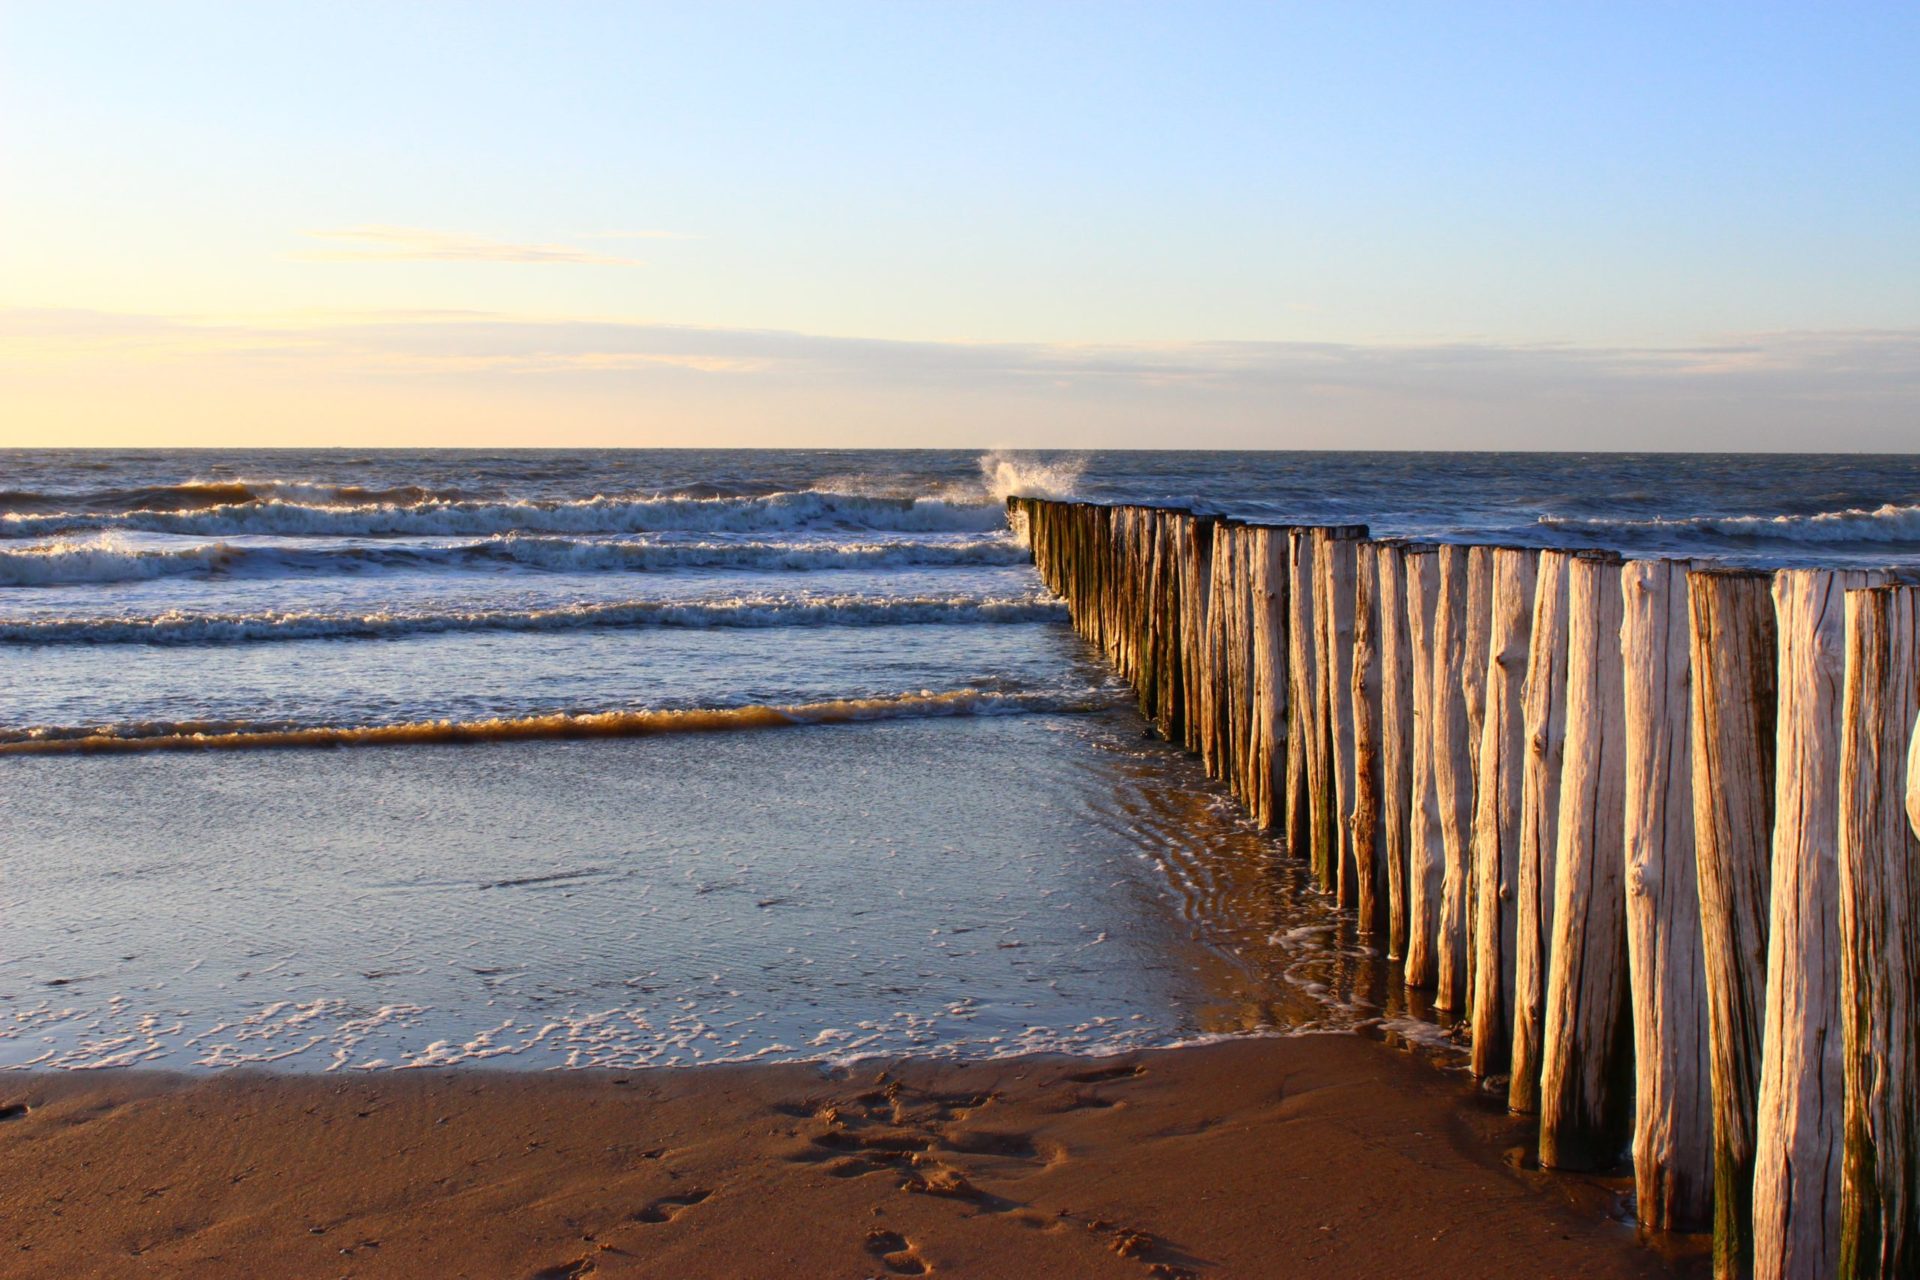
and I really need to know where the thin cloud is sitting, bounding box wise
[575,229,698,241]
[295,226,640,266]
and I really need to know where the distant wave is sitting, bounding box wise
[1539,502,1920,545]
[0,533,1029,587]
[0,489,1009,539]
[0,592,1068,645]
[0,689,1097,755]
[0,479,478,514]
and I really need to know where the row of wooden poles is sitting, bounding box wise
[1010,496,1920,1280]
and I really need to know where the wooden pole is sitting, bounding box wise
[1434,544,1476,1013]
[1469,546,1539,1078]
[1286,528,1319,862]
[1249,526,1289,832]
[1404,544,1445,989]
[1539,551,1631,1171]
[1510,548,1573,1114]
[1353,545,1387,934]
[1463,544,1496,1020]
[1378,544,1417,959]
[1315,527,1366,902]
[1754,568,1888,1280]
[1839,585,1920,1279]
[1687,566,1778,1278]
[1621,558,1713,1230]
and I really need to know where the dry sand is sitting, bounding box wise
[0,1033,1704,1279]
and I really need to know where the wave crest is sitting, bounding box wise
[0,533,1028,587]
[1,592,1068,645]
[1540,501,1920,546]
[1,489,1008,539]
[0,689,1097,755]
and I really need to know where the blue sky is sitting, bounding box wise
[2,2,1916,447]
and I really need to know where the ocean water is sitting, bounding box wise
[5,448,1918,1071]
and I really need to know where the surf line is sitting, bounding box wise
[0,690,1101,756]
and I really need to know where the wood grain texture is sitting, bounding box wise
[1434,545,1477,1013]
[1838,586,1920,1280]
[1510,549,1573,1115]
[1539,553,1631,1171]
[1352,545,1387,934]
[1286,528,1319,864]
[1470,547,1539,1079]
[1620,558,1712,1231]
[1686,567,1778,1279]
[1378,544,1417,960]
[1316,529,1364,904]
[1404,545,1445,991]
[1753,568,1887,1280]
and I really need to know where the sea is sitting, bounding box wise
[5,449,1919,1072]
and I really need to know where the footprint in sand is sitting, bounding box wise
[863,1227,929,1275]
[630,1187,712,1224]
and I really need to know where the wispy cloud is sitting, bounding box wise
[575,229,697,241]
[295,226,640,266]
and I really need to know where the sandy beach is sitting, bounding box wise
[0,1033,1703,1278]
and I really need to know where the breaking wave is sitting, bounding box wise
[0,489,1008,539]
[0,689,1097,755]
[1539,502,1920,546]
[1,592,1068,645]
[0,532,1028,587]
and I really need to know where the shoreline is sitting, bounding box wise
[0,1032,1705,1278]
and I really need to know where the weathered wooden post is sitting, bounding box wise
[1249,526,1289,832]
[1404,544,1445,989]
[1754,568,1888,1280]
[1510,548,1573,1114]
[1621,558,1712,1230]
[1315,526,1366,902]
[1286,528,1319,861]
[1378,543,1417,959]
[1539,551,1631,1170]
[1352,546,1387,934]
[1687,566,1778,1277]
[1469,546,1539,1078]
[1434,544,1476,1013]
[1838,584,1920,1280]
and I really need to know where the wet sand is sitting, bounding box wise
[0,1033,1703,1279]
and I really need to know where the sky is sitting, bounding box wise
[2,1,1916,450]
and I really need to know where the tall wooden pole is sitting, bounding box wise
[1510,549,1573,1114]
[1378,544,1417,959]
[1469,546,1539,1078]
[1687,567,1778,1278]
[1838,585,1920,1280]
[1621,558,1712,1230]
[1754,568,1887,1280]
[1434,545,1476,1013]
[1404,545,1445,990]
[1539,552,1631,1171]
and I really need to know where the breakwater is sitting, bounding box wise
[1011,497,1920,1280]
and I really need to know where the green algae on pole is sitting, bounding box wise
[1838,585,1920,1280]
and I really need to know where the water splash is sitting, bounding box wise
[978,450,1085,503]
